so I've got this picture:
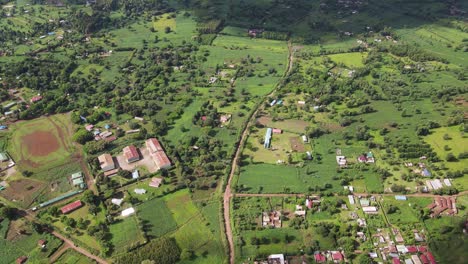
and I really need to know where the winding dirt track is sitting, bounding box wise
[223,41,294,264]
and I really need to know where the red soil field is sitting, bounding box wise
[22,131,60,156]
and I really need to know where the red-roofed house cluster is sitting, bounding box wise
[314,251,345,263]
[427,197,457,217]
[389,246,436,264]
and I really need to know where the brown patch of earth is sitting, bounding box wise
[289,137,305,152]
[6,219,31,241]
[1,179,45,207]
[22,131,59,156]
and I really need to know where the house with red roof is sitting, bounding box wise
[331,251,344,262]
[406,246,418,253]
[38,239,47,248]
[123,145,140,163]
[272,128,282,134]
[30,95,43,103]
[417,246,427,252]
[426,252,436,264]
[146,138,172,170]
[16,256,27,264]
[61,200,82,214]
[314,253,326,263]
[419,254,429,264]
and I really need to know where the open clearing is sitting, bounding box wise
[7,114,75,172]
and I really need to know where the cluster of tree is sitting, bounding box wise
[193,101,220,127]
[433,186,459,195]
[397,143,438,161]
[115,237,181,264]
[250,235,291,245]
[0,203,16,220]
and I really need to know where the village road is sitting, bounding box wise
[223,40,294,264]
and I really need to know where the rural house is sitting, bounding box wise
[61,200,82,214]
[123,145,140,163]
[98,154,115,172]
[16,256,27,264]
[146,138,172,170]
[30,95,43,103]
[37,239,47,248]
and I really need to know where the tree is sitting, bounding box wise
[115,237,181,264]
[82,190,98,205]
[73,129,94,144]
[446,153,457,162]
[356,253,374,264]
[0,205,16,220]
[118,170,132,179]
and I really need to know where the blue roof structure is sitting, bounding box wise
[264,128,272,148]
[422,168,431,177]
[395,195,407,201]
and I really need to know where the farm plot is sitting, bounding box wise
[55,249,96,264]
[137,197,178,238]
[137,189,225,263]
[0,219,62,264]
[0,179,46,208]
[109,215,145,250]
[243,129,310,164]
[237,164,310,193]
[381,198,420,224]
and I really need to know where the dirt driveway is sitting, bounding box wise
[115,147,159,173]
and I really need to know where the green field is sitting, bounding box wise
[137,197,178,238]
[136,189,226,263]
[0,219,62,264]
[55,249,96,264]
[109,215,145,250]
[381,198,420,224]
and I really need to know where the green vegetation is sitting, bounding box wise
[109,216,145,250]
[0,0,466,263]
[55,249,96,264]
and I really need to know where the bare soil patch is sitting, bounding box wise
[1,179,45,207]
[289,137,305,152]
[22,131,60,156]
[6,219,30,241]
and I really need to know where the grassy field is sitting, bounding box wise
[55,249,96,264]
[137,196,178,238]
[381,197,420,224]
[237,163,309,193]
[243,129,310,164]
[424,125,467,170]
[109,215,145,250]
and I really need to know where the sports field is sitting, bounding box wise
[7,114,76,175]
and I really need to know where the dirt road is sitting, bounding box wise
[235,191,468,198]
[223,40,294,264]
[49,243,70,262]
[20,210,107,264]
[51,231,108,264]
